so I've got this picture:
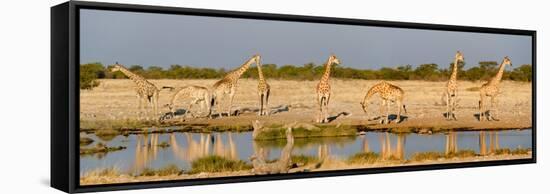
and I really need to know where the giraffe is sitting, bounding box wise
[164,85,212,121]
[479,56,512,121]
[360,81,407,124]
[444,51,464,120]
[256,59,271,116]
[211,54,260,118]
[316,55,340,123]
[110,63,160,116]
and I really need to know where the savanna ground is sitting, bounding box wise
[80,79,532,131]
[79,79,532,185]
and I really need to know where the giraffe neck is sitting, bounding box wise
[362,85,380,105]
[450,58,459,81]
[117,66,145,84]
[170,87,187,107]
[227,57,255,82]
[257,64,265,82]
[489,60,507,85]
[321,58,333,83]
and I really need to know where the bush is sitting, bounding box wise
[140,164,183,176]
[347,152,380,164]
[190,155,251,174]
[80,63,104,89]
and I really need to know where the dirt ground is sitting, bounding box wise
[80,79,532,130]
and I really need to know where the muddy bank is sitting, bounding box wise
[80,152,531,185]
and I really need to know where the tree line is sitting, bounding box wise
[80,62,532,89]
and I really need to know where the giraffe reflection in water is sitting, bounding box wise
[130,132,238,174]
[446,131,458,155]
[379,132,406,160]
[479,131,500,156]
[170,133,238,161]
[131,133,160,174]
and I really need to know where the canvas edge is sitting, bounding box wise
[48,1,536,193]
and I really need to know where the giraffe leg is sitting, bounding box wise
[228,89,235,117]
[379,100,387,124]
[265,90,270,116]
[490,96,500,121]
[445,92,450,120]
[136,94,142,110]
[386,99,391,124]
[258,93,264,116]
[395,100,402,123]
[198,100,205,117]
[154,91,159,116]
[377,100,386,119]
[146,96,154,119]
[136,94,143,118]
[316,94,322,123]
[190,98,201,118]
[206,94,212,119]
[258,94,262,116]
[452,89,458,120]
[447,95,456,120]
[323,94,331,123]
[320,96,326,123]
[215,94,224,118]
[479,95,485,121]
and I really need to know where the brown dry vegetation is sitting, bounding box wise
[80,152,531,185]
[80,79,532,131]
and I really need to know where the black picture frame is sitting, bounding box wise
[51,1,536,193]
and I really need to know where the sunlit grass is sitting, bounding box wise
[347,152,380,164]
[189,155,252,174]
[140,164,183,176]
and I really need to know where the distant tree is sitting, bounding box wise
[414,63,441,81]
[509,64,532,82]
[478,61,499,81]
[146,66,164,79]
[80,63,104,89]
[79,61,532,82]
[442,61,466,78]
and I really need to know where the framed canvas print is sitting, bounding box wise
[51,1,536,193]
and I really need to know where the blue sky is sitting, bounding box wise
[80,9,532,70]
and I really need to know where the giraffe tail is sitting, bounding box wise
[402,105,407,114]
[161,86,175,91]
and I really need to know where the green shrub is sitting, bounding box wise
[140,164,183,176]
[410,152,443,161]
[190,156,251,174]
[81,61,532,82]
[347,152,380,164]
[80,63,105,89]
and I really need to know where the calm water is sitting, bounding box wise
[80,129,532,175]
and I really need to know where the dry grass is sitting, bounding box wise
[80,151,532,185]
[80,79,532,132]
[140,164,183,176]
[189,155,252,174]
[347,152,381,164]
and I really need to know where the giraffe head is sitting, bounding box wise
[252,54,261,65]
[110,62,123,72]
[455,51,464,62]
[503,56,512,67]
[329,55,340,65]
